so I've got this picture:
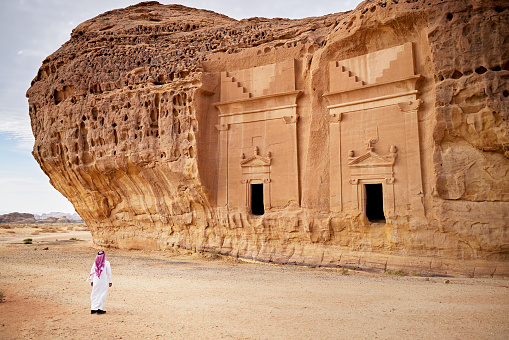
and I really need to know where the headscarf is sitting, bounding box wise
[91,251,106,279]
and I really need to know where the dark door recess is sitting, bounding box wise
[365,183,385,222]
[251,183,264,215]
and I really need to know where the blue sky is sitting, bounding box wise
[0,0,361,215]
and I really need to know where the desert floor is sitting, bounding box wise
[0,225,508,339]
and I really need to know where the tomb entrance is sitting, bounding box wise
[365,183,385,222]
[214,60,301,214]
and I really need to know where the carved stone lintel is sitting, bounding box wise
[283,115,298,124]
[215,124,229,131]
[329,113,342,122]
[397,99,421,113]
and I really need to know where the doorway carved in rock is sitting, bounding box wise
[365,183,385,222]
[251,183,264,215]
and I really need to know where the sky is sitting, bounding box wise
[0,0,362,215]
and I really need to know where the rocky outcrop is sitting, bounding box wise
[34,212,82,221]
[39,217,60,223]
[27,0,509,276]
[0,213,36,224]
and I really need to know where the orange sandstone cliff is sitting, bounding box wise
[27,0,509,276]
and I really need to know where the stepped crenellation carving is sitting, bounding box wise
[220,72,251,102]
[27,1,509,277]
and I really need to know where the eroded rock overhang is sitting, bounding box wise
[27,0,509,276]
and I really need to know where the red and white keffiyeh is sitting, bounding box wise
[90,251,106,279]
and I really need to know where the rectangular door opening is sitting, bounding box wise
[251,183,264,215]
[365,183,385,222]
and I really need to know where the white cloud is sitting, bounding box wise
[0,108,34,148]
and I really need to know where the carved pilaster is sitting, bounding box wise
[397,99,421,114]
[215,124,229,131]
[329,113,342,122]
[216,124,229,207]
[398,99,425,215]
[283,115,298,124]
[329,113,343,212]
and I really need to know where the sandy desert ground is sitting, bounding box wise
[0,224,508,339]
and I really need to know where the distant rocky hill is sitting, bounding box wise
[0,212,36,224]
[0,212,83,223]
[33,212,83,221]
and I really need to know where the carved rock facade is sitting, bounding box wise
[28,0,509,276]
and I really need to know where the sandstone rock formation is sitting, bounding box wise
[39,217,60,223]
[0,213,36,224]
[34,212,82,221]
[27,0,509,276]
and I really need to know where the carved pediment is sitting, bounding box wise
[241,155,271,167]
[348,150,397,167]
[240,147,272,167]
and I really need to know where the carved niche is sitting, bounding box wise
[324,42,425,219]
[214,60,301,214]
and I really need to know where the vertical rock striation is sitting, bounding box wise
[27,0,509,276]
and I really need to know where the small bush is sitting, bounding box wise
[340,268,349,275]
[69,238,78,241]
[385,269,406,276]
[0,291,4,302]
[23,238,33,244]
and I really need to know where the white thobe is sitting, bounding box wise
[89,260,112,310]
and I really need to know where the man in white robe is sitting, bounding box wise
[88,251,112,314]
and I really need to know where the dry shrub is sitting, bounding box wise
[0,224,12,229]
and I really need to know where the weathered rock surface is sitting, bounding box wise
[0,213,36,224]
[36,217,59,224]
[34,212,82,221]
[27,0,509,276]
